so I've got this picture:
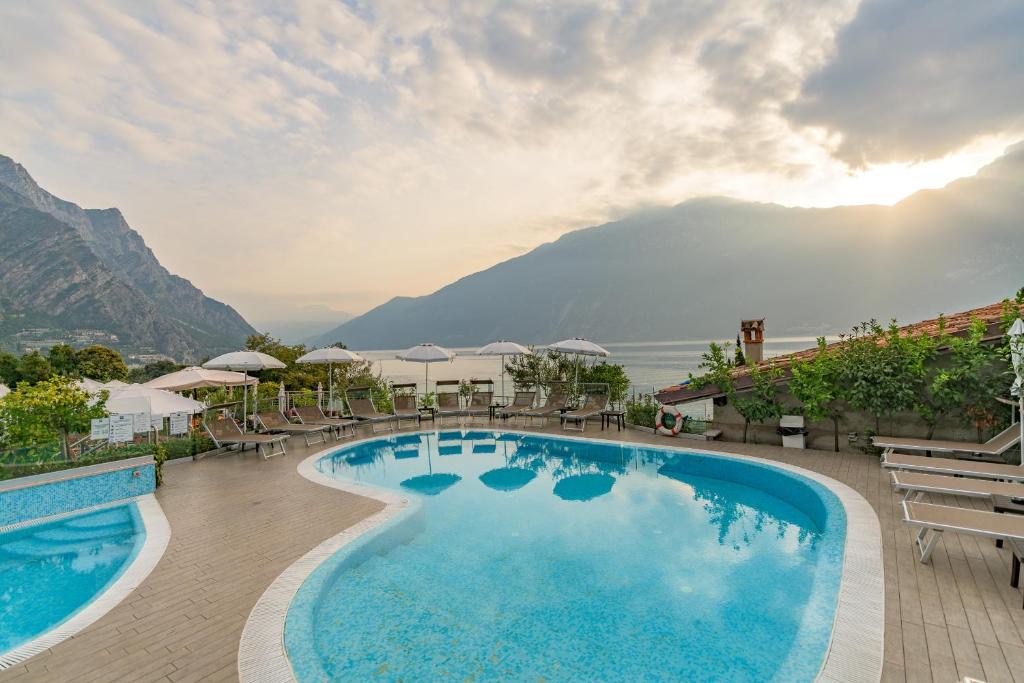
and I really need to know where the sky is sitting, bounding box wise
[1,0,1022,324]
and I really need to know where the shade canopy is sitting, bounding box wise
[396,343,456,363]
[546,338,610,357]
[144,366,256,392]
[296,347,365,364]
[475,341,532,357]
[104,384,205,418]
[77,378,129,394]
[203,350,286,371]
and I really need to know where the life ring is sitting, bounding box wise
[656,404,684,436]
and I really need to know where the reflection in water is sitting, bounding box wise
[400,473,462,495]
[479,467,537,492]
[552,472,616,502]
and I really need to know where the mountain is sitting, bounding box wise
[319,143,1024,349]
[249,305,354,344]
[0,155,255,360]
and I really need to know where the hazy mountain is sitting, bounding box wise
[0,155,255,360]
[320,143,1024,349]
[249,305,354,344]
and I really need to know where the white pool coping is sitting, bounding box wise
[0,493,171,670]
[238,429,884,683]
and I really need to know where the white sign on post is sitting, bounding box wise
[169,411,189,436]
[131,411,151,434]
[150,416,164,432]
[90,417,110,441]
[109,414,134,443]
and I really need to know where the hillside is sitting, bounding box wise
[0,156,255,360]
[319,143,1024,349]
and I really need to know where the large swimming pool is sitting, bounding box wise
[0,503,146,657]
[286,431,848,682]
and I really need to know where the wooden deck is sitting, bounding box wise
[2,424,1023,683]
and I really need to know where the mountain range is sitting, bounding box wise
[0,155,255,361]
[318,143,1024,350]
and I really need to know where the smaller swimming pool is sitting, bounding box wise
[0,501,153,663]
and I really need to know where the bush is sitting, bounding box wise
[626,394,658,428]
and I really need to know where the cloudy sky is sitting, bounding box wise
[1,0,1022,323]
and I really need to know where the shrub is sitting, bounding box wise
[626,394,658,428]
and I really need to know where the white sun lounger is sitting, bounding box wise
[874,424,1020,459]
[903,500,1024,563]
[881,451,1024,482]
[891,471,1024,502]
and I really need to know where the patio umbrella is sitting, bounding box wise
[553,472,615,502]
[295,347,365,415]
[203,351,285,432]
[476,340,532,403]
[546,338,611,393]
[104,384,205,418]
[144,366,256,392]
[396,343,456,393]
[1009,318,1024,467]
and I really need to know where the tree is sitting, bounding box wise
[579,361,631,404]
[0,351,20,386]
[17,351,53,385]
[734,334,746,366]
[689,341,734,394]
[731,362,783,443]
[47,344,79,376]
[0,376,107,460]
[790,339,844,451]
[74,345,128,382]
[505,348,576,392]
[128,360,183,384]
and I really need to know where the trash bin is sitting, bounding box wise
[777,415,808,449]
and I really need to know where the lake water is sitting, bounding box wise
[359,338,826,398]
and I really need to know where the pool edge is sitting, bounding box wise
[0,493,171,670]
[238,430,883,683]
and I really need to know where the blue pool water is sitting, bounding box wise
[0,503,146,655]
[287,431,846,682]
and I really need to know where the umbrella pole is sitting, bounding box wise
[425,364,430,395]
[500,354,506,403]
[328,362,333,415]
[242,371,249,433]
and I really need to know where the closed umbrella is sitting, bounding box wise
[476,340,532,403]
[203,351,286,432]
[1009,318,1024,468]
[546,338,611,394]
[396,343,456,394]
[296,347,365,415]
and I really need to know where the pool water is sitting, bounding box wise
[288,431,846,682]
[0,503,146,655]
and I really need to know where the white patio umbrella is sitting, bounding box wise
[77,378,129,394]
[396,343,456,393]
[546,337,611,390]
[104,384,205,418]
[1009,317,1024,467]
[144,366,256,392]
[203,351,286,432]
[296,347,365,415]
[0,383,9,399]
[476,341,533,402]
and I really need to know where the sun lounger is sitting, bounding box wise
[874,425,1020,461]
[881,451,1024,482]
[345,387,395,433]
[891,471,1024,502]
[435,381,464,427]
[465,380,494,424]
[521,382,569,426]
[255,410,330,447]
[497,390,537,424]
[902,500,1024,563]
[561,385,609,432]
[293,405,357,440]
[391,385,422,429]
[204,417,288,460]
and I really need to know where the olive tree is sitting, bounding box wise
[789,339,844,452]
[0,376,107,460]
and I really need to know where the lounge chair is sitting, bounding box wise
[902,500,1024,563]
[891,470,1024,502]
[204,417,288,459]
[521,382,570,426]
[391,384,422,429]
[873,424,1020,461]
[345,387,395,433]
[561,385,609,432]
[881,451,1024,482]
[464,379,494,424]
[497,390,537,424]
[293,405,357,440]
[255,410,330,447]
[435,381,463,427]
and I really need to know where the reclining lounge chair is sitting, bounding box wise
[881,450,1024,482]
[561,384,609,432]
[891,470,1024,502]
[294,405,357,440]
[435,381,464,427]
[464,379,494,424]
[204,417,288,460]
[497,390,537,424]
[255,410,330,447]
[874,424,1020,462]
[521,382,569,427]
[345,387,396,433]
[903,499,1024,563]
[391,384,422,429]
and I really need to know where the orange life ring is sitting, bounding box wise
[656,404,684,436]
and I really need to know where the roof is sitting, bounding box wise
[655,299,1023,405]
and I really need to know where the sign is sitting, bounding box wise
[109,414,134,443]
[131,411,151,434]
[169,412,189,436]
[151,416,164,432]
[90,417,110,441]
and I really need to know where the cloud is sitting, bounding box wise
[784,0,1024,165]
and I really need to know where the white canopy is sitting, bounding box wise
[546,338,610,357]
[0,383,8,399]
[144,366,256,392]
[396,343,456,363]
[296,347,365,364]
[202,351,286,372]
[475,341,532,357]
[78,378,130,394]
[104,384,205,418]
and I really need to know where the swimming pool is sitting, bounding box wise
[0,497,168,668]
[273,431,877,682]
